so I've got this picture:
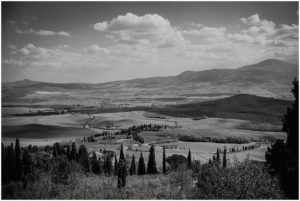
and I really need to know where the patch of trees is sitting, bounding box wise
[2,137,286,199]
[121,124,167,142]
[82,135,96,142]
[2,139,181,198]
[177,135,259,144]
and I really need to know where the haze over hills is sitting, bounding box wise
[2,59,298,106]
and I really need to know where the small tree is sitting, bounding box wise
[91,152,100,174]
[223,147,227,168]
[138,152,146,175]
[103,154,112,176]
[187,149,192,169]
[119,143,125,161]
[70,142,77,161]
[22,148,33,176]
[66,146,71,160]
[117,158,126,188]
[78,145,90,172]
[163,146,167,174]
[147,145,158,174]
[129,155,136,175]
[216,148,220,165]
[117,144,127,188]
[15,138,22,181]
[53,143,59,158]
[114,155,118,176]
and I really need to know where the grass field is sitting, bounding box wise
[2,109,285,164]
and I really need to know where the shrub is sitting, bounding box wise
[192,159,285,199]
[166,154,187,170]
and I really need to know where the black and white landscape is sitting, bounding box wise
[2,2,299,199]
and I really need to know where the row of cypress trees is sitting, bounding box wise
[208,147,227,168]
[117,144,193,188]
[2,139,34,184]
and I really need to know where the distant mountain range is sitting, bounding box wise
[125,59,298,86]
[2,59,298,105]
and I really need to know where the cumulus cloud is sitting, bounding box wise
[94,12,185,48]
[85,44,110,54]
[8,44,17,50]
[6,20,18,27]
[181,24,227,42]
[3,13,298,83]
[16,28,71,37]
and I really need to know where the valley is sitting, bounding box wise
[2,59,296,166]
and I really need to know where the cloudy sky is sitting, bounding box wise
[2,2,298,83]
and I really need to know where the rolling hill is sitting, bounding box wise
[152,94,293,124]
[2,59,298,105]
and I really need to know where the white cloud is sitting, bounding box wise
[3,13,298,83]
[8,44,17,50]
[6,20,18,27]
[16,28,71,37]
[85,44,110,54]
[94,12,185,48]
[181,24,226,42]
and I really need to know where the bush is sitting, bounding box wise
[191,159,285,199]
[166,154,187,170]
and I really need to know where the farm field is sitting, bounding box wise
[2,110,285,164]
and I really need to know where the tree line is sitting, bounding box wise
[2,139,193,190]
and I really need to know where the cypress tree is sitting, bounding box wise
[117,143,127,188]
[4,143,16,183]
[70,142,77,161]
[147,145,158,174]
[15,138,22,180]
[66,145,71,160]
[163,146,166,174]
[91,152,100,174]
[223,147,227,168]
[187,148,192,169]
[114,155,118,176]
[53,143,58,158]
[216,148,220,165]
[22,148,33,176]
[103,154,112,176]
[119,143,125,161]
[117,158,126,188]
[78,145,90,172]
[129,155,136,175]
[138,152,146,175]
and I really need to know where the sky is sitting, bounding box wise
[2,2,299,83]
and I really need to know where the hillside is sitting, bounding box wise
[2,124,96,139]
[175,59,297,84]
[152,94,293,124]
[2,59,298,105]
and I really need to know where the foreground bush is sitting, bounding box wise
[191,158,285,199]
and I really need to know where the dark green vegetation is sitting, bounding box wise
[2,138,287,199]
[152,94,292,124]
[266,79,299,199]
[194,159,284,199]
[2,124,96,138]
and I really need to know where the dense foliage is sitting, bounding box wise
[191,159,284,199]
[265,79,299,199]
